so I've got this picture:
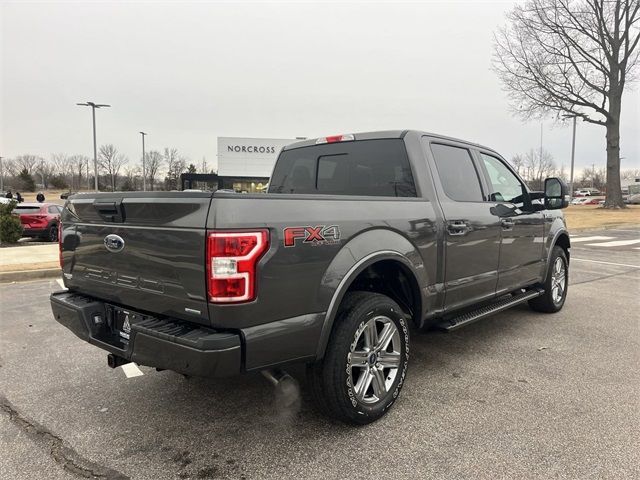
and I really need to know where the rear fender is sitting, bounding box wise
[315,229,427,359]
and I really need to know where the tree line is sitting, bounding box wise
[0,146,205,192]
[510,147,639,192]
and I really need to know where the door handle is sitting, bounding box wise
[501,218,515,230]
[447,220,470,236]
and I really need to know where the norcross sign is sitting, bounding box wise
[217,137,295,177]
[226,144,278,154]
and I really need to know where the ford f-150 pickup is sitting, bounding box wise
[51,130,571,424]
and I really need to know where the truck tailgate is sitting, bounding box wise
[61,192,212,325]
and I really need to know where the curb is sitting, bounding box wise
[0,268,61,284]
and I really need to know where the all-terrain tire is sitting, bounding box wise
[529,246,568,313]
[307,291,409,425]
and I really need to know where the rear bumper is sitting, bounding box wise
[22,227,48,237]
[50,291,241,378]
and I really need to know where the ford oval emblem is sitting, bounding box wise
[104,234,125,253]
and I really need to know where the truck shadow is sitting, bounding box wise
[102,303,549,458]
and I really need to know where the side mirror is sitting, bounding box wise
[544,177,569,209]
[490,203,516,217]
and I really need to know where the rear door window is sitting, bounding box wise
[269,139,417,197]
[430,143,484,202]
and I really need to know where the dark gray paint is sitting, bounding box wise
[61,193,211,325]
[242,313,324,370]
[56,130,570,374]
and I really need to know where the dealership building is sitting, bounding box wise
[217,137,296,192]
[180,137,297,192]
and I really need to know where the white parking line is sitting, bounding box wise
[585,239,640,247]
[570,236,615,243]
[572,258,640,268]
[56,279,67,289]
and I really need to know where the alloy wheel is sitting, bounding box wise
[551,257,566,304]
[348,315,402,405]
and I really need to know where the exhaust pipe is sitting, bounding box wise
[107,353,128,369]
[261,368,293,387]
[262,368,301,411]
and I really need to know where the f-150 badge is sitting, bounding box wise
[284,225,341,247]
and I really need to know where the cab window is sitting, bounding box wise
[430,143,484,202]
[480,153,525,204]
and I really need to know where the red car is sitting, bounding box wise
[13,202,63,242]
[582,197,604,205]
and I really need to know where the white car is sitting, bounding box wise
[574,189,592,196]
[571,197,589,205]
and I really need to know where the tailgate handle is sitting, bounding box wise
[94,200,125,222]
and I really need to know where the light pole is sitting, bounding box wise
[562,114,578,198]
[139,131,147,191]
[0,156,4,193]
[77,101,110,191]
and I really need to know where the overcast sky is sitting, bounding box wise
[1,0,639,173]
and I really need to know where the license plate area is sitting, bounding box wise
[104,305,151,346]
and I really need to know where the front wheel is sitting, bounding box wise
[307,291,409,425]
[529,246,568,313]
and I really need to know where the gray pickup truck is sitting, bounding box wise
[51,130,570,424]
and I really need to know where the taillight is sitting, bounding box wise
[207,230,269,303]
[316,134,355,144]
[58,223,63,269]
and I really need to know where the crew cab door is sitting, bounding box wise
[424,139,501,311]
[476,152,545,293]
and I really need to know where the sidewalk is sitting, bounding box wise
[0,244,60,282]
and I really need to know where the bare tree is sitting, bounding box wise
[122,165,142,191]
[52,153,73,188]
[163,148,186,190]
[99,144,128,191]
[510,153,526,175]
[14,154,41,175]
[144,150,163,191]
[578,166,607,190]
[35,159,57,189]
[524,148,557,190]
[493,0,640,208]
[556,164,569,182]
[68,155,89,191]
[2,158,18,177]
[621,168,640,179]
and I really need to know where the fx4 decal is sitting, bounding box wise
[283,225,341,247]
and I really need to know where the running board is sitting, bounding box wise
[436,288,544,332]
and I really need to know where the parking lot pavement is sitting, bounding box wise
[571,227,640,251]
[569,227,640,272]
[1,237,639,480]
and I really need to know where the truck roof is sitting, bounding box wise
[282,130,497,153]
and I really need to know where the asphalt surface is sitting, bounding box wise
[1,227,639,479]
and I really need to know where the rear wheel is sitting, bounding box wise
[529,246,568,313]
[307,291,409,424]
[48,224,58,242]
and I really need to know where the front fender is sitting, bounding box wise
[542,215,570,277]
[315,228,427,359]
